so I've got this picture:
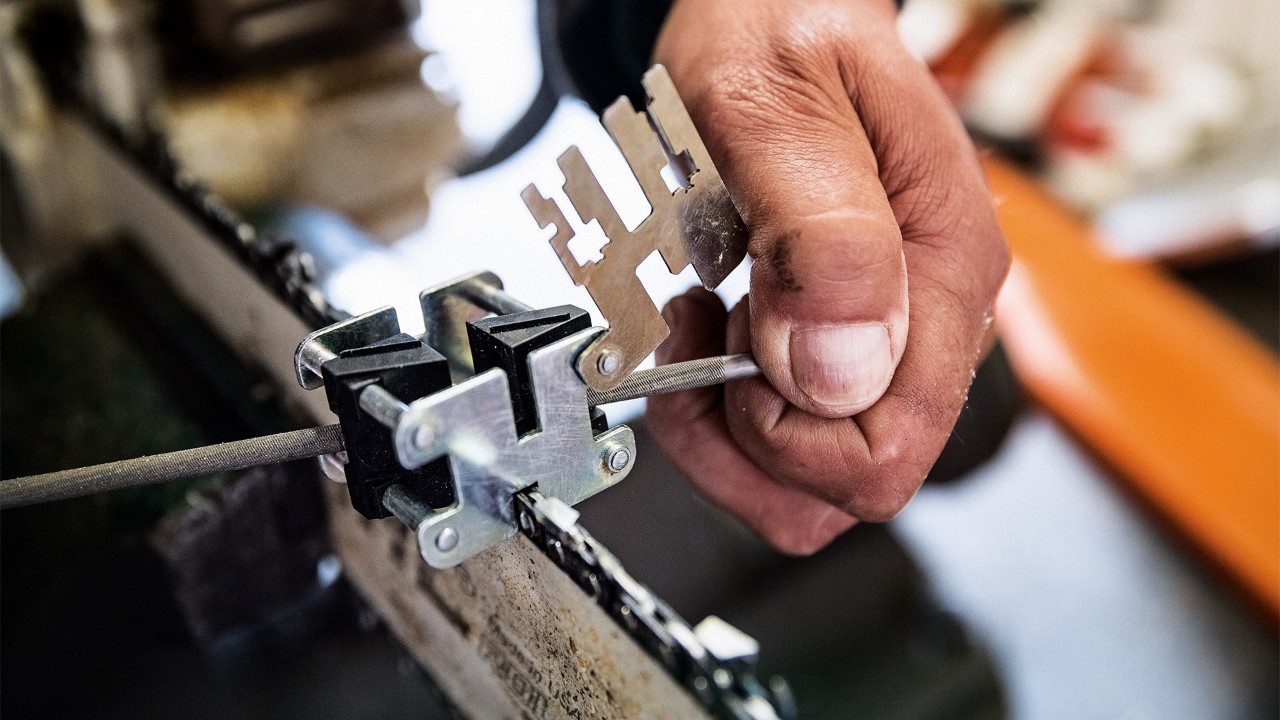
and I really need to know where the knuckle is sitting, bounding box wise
[765,20,840,87]
[986,230,1013,293]
[903,177,964,237]
[760,513,842,556]
[724,379,790,448]
[753,214,902,296]
[766,531,824,557]
[757,418,796,455]
[694,26,850,140]
[851,485,913,523]
[953,220,1012,306]
[847,440,927,522]
[806,219,902,278]
[760,525,816,556]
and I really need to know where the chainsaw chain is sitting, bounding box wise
[515,490,796,720]
[77,100,350,331]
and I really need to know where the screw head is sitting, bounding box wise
[596,349,622,376]
[605,444,632,473]
[435,527,459,552]
[412,424,436,451]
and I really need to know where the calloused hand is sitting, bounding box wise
[648,0,1009,553]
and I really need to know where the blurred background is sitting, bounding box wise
[1,0,1276,718]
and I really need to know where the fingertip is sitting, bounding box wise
[681,285,726,313]
[657,287,730,364]
[789,322,895,416]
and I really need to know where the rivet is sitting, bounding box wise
[435,527,459,552]
[605,444,632,473]
[413,424,436,451]
[597,349,622,376]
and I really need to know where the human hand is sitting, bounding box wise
[647,0,1009,553]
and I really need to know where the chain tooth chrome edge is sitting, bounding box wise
[514,490,793,720]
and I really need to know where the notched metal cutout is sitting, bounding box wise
[522,64,747,391]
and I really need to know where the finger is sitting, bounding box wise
[848,27,1010,317]
[657,8,910,419]
[647,289,857,554]
[846,40,1011,490]
[652,287,729,420]
[720,50,1009,522]
[722,298,917,520]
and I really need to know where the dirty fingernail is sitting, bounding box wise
[789,323,893,414]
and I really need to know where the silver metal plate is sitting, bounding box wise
[522,64,747,391]
[390,328,635,568]
[294,305,400,389]
[419,270,535,380]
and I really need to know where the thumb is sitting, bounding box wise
[659,57,908,418]
[749,204,908,418]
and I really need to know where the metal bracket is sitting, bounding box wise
[419,271,530,379]
[387,328,635,568]
[294,306,400,390]
[522,64,747,391]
